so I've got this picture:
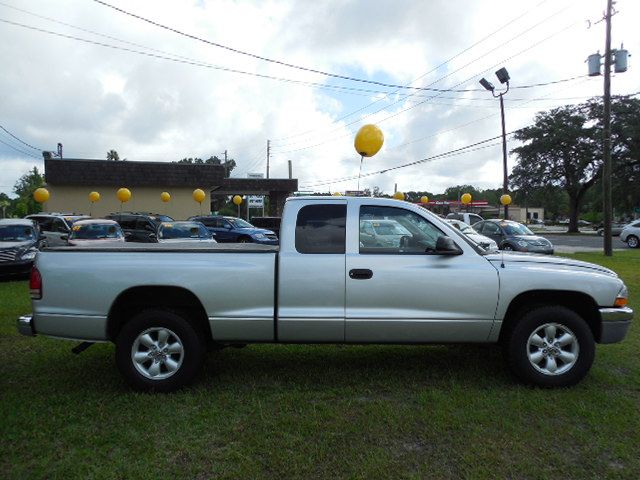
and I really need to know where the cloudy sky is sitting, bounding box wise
[1,0,638,197]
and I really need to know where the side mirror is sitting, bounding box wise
[435,236,462,255]
[148,233,157,239]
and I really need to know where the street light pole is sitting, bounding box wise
[499,93,509,219]
[480,67,511,220]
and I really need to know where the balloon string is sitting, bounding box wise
[357,155,364,193]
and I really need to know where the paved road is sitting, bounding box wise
[538,233,630,253]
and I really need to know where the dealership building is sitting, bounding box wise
[43,158,298,220]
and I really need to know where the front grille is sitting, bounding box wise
[0,249,18,262]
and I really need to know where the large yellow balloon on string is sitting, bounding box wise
[393,191,405,201]
[160,192,171,203]
[88,191,100,203]
[332,192,342,196]
[354,124,384,157]
[500,194,512,206]
[420,196,429,204]
[116,188,131,203]
[33,188,50,203]
[461,193,472,205]
[232,195,243,206]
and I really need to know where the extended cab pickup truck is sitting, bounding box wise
[18,197,633,391]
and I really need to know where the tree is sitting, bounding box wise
[106,150,121,161]
[175,155,236,177]
[13,167,45,215]
[510,104,599,232]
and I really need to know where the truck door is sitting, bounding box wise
[345,204,499,343]
[277,202,346,342]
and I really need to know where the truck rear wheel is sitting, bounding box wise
[115,309,205,392]
[504,306,595,387]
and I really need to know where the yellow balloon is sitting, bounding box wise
[461,193,472,205]
[192,189,206,203]
[500,194,512,206]
[160,192,171,203]
[393,191,405,201]
[33,188,50,203]
[232,195,243,206]
[88,191,100,203]
[354,124,384,157]
[420,196,429,204]
[332,192,342,196]
[116,188,132,203]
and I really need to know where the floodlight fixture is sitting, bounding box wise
[479,78,494,91]
[495,67,510,84]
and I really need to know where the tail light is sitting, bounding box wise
[29,266,42,300]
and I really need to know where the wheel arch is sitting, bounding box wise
[107,286,211,342]
[499,290,601,343]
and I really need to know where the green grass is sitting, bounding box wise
[1,251,639,479]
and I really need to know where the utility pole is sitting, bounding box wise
[223,150,228,162]
[499,93,509,219]
[602,0,613,256]
[266,140,270,179]
[288,160,292,179]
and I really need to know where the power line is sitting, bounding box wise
[0,138,41,158]
[299,133,516,189]
[0,124,42,151]
[92,0,557,95]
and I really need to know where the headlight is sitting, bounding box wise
[517,240,528,247]
[253,233,266,239]
[20,248,38,261]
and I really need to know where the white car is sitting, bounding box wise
[157,221,217,244]
[67,219,125,247]
[620,221,640,248]
[445,219,498,251]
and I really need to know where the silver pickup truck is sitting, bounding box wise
[18,197,633,391]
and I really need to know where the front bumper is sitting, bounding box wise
[0,260,32,276]
[17,314,35,336]
[599,306,633,343]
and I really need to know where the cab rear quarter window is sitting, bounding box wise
[295,204,346,254]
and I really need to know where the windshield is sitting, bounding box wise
[153,215,175,223]
[158,223,209,239]
[373,222,410,235]
[70,223,123,240]
[502,223,534,236]
[227,218,254,228]
[0,225,36,242]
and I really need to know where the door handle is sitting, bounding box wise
[349,269,373,280]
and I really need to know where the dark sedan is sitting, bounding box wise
[187,215,278,245]
[474,219,554,254]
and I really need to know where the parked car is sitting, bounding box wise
[105,212,174,243]
[445,219,498,251]
[596,223,626,236]
[446,212,484,225]
[0,218,42,277]
[359,219,412,248]
[18,197,632,392]
[620,221,640,248]
[67,219,125,247]
[26,212,90,246]
[187,215,278,244]
[157,221,217,244]
[474,219,554,254]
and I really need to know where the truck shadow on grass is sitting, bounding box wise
[199,343,511,390]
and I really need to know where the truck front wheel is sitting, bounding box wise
[504,306,595,387]
[115,310,206,392]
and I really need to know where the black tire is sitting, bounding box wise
[502,243,514,251]
[627,235,639,249]
[238,236,251,243]
[503,306,595,387]
[115,309,206,392]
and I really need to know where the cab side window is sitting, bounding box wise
[359,206,447,254]
[295,204,346,254]
[482,223,501,235]
[52,218,68,233]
